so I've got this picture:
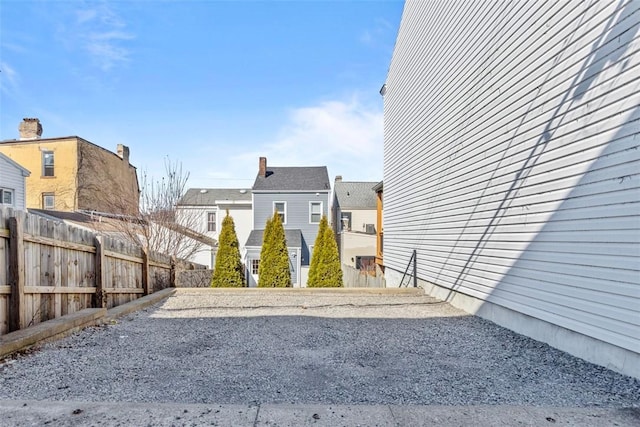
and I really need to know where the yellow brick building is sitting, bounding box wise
[0,118,140,215]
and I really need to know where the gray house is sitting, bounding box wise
[0,152,30,210]
[244,157,330,287]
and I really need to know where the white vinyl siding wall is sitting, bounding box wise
[0,155,28,210]
[384,0,639,359]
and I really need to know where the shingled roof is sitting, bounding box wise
[252,166,330,192]
[334,181,378,209]
[177,188,252,206]
[245,229,303,248]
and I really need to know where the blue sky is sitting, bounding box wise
[1,0,404,189]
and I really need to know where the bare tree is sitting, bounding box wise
[84,158,209,262]
[133,158,208,260]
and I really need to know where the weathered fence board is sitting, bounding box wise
[342,264,386,288]
[0,208,204,336]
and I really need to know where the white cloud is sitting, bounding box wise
[359,18,394,48]
[85,30,134,71]
[71,3,134,71]
[273,98,382,159]
[195,96,384,188]
[76,8,98,24]
[0,62,19,94]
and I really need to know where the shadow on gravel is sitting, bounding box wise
[1,314,639,407]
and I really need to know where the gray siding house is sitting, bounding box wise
[245,157,330,287]
[0,152,30,210]
[382,1,639,378]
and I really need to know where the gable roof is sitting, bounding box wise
[0,152,30,177]
[178,188,252,206]
[245,228,303,248]
[334,181,378,209]
[252,166,330,192]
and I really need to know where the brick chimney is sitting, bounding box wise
[117,144,130,163]
[335,175,342,182]
[19,118,42,140]
[259,157,267,178]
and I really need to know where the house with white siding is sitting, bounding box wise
[382,0,639,378]
[176,188,252,268]
[245,157,330,287]
[0,152,30,210]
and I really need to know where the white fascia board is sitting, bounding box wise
[214,200,252,205]
[251,190,331,194]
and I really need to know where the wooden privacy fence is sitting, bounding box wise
[342,264,386,288]
[0,208,199,336]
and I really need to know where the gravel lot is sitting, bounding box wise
[0,289,638,407]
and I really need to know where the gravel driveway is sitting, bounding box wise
[0,289,638,407]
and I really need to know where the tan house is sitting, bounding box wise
[0,118,139,215]
[331,177,379,271]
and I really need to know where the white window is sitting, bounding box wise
[207,212,216,232]
[42,193,55,209]
[273,201,286,224]
[309,201,322,224]
[42,151,54,177]
[0,189,13,206]
[251,259,260,275]
[341,212,352,231]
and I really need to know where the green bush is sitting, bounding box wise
[211,211,245,287]
[307,216,327,287]
[307,215,343,287]
[258,212,292,287]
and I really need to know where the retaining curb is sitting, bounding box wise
[175,287,424,295]
[0,308,106,359]
[0,288,176,359]
[102,288,176,323]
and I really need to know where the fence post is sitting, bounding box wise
[170,256,177,288]
[94,236,107,308]
[141,248,150,295]
[8,215,25,331]
[413,249,417,288]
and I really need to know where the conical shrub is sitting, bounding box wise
[211,211,245,287]
[258,212,291,287]
[307,216,328,287]
[308,215,343,287]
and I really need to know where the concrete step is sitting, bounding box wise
[177,287,424,296]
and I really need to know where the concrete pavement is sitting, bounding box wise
[0,400,638,426]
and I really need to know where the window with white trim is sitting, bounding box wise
[42,151,54,177]
[341,212,352,231]
[309,201,322,224]
[42,193,55,209]
[207,211,216,232]
[0,189,13,206]
[273,201,286,224]
[251,259,260,275]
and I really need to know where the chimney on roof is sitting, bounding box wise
[19,118,42,140]
[259,157,267,178]
[117,144,130,163]
[335,175,342,182]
